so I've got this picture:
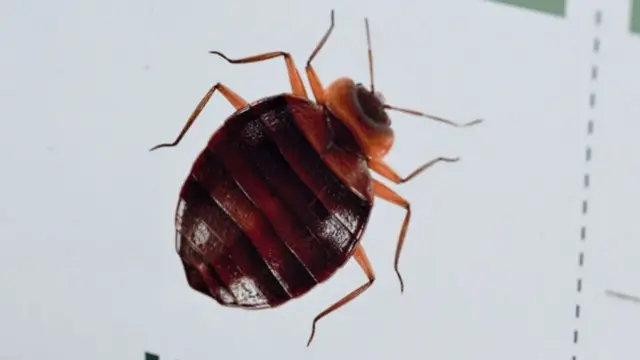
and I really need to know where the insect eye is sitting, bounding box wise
[354,86,390,128]
[374,91,385,104]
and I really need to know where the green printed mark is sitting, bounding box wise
[632,0,640,34]
[145,352,159,360]
[488,0,566,17]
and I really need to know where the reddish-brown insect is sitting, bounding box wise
[151,10,481,346]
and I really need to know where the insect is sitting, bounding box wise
[150,10,482,346]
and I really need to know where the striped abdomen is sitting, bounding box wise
[175,94,373,308]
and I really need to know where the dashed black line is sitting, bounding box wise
[573,9,601,360]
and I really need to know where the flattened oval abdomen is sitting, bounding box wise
[175,95,372,308]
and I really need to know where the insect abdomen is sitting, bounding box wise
[175,95,371,308]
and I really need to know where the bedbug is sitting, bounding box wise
[150,10,482,346]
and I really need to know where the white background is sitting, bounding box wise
[1,0,639,359]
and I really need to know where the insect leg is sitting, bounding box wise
[304,10,335,104]
[209,51,308,98]
[371,179,410,293]
[307,243,375,346]
[368,157,460,184]
[150,83,247,151]
[368,104,481,182]
[605,289,640,304]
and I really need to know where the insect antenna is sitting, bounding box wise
[365,17,375,93]
[383,104,483,128]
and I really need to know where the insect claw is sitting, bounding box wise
[307,322,317,347]
[396,269,405,294]
[463,118,484,127]
[209,51,232,62]
[149,143,172,151]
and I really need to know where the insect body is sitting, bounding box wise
[151,10,481,346]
